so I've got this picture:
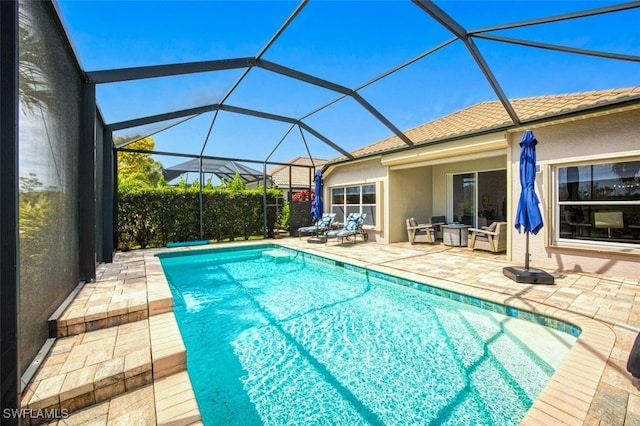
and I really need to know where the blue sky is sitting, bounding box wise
[57,0,640,170]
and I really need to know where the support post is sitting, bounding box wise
[102,129,115,261]
[79,80,97,281]
[0,1,20,421]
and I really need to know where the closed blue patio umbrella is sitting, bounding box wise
[311,169,323,221]
[504,130,554,284]
[309,170,324,240]
[515,130,544,242]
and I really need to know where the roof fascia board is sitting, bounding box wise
[389,149,507,171]
[322,156,383,179]
[510,101,640,132]
[330,97,640,167]
[381,132,507,167]
[86,57,256,84]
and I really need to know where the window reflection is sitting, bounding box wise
[330,184,377,226]
[559,161,640,202]
[557,160,640,245]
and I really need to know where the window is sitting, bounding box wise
[331,184,376,226]
[556,159,640,246]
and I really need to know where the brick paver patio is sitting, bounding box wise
[22,238,640,425]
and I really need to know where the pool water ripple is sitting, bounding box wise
[159,246,576,425]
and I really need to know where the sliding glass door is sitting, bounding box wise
[451,173,476,225]
[448,170,506,227]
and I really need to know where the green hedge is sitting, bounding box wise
[118,186,282,249]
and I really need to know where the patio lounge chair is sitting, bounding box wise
[406,218,436,244]
[325,213,368,246]
[468,221,507,252]
[297,213,336,239]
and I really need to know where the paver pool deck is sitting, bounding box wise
[21,238,640,425]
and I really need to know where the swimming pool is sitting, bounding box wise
[158,245,577,425]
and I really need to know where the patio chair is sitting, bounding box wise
[406,218,436,244]
[297,213,336,239]
[325,213,368,246]
[468,221,507,252]
[429,216,447,240]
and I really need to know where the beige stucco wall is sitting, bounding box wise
[431,156,507,218]
[388,167,433,243]
[507,108,640,277]
[324,157,387,242]
[323,107,639,279]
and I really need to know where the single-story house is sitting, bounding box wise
[268,156,328,200]
[322,87,640,278]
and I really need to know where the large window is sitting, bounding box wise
[331,184,376,226]
[556,159,640,246]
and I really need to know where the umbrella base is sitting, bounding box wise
[307,236,326,244]
[503,266,555,285]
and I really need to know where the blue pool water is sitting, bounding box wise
[158,245,577,426]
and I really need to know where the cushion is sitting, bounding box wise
[344,216,358,232]
[487,221,498,232]
[416,228,434,236]
[430,216,446,224]
[409,218,418,227]
[319,215,332,226]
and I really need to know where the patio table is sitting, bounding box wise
[442,224,471,247]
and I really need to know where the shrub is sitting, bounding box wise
[117,185,282,249]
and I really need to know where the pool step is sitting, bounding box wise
[262,249,295,262]
[22,313,186,422]
[149,312,187,379]
[50,257,173,338]
[22,372,201,426]
[154,371,202,425]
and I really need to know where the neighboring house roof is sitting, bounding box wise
[268,157,328,189]
[331,87,640,163]
[162,158,269,184]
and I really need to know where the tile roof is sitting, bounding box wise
[268,156,327,188]
[333,87,640,162]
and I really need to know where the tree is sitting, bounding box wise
[220,172,247,192]
[116,136,164,188]
[19,5,54,114]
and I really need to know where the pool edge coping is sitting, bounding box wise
[155,240,616,425]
